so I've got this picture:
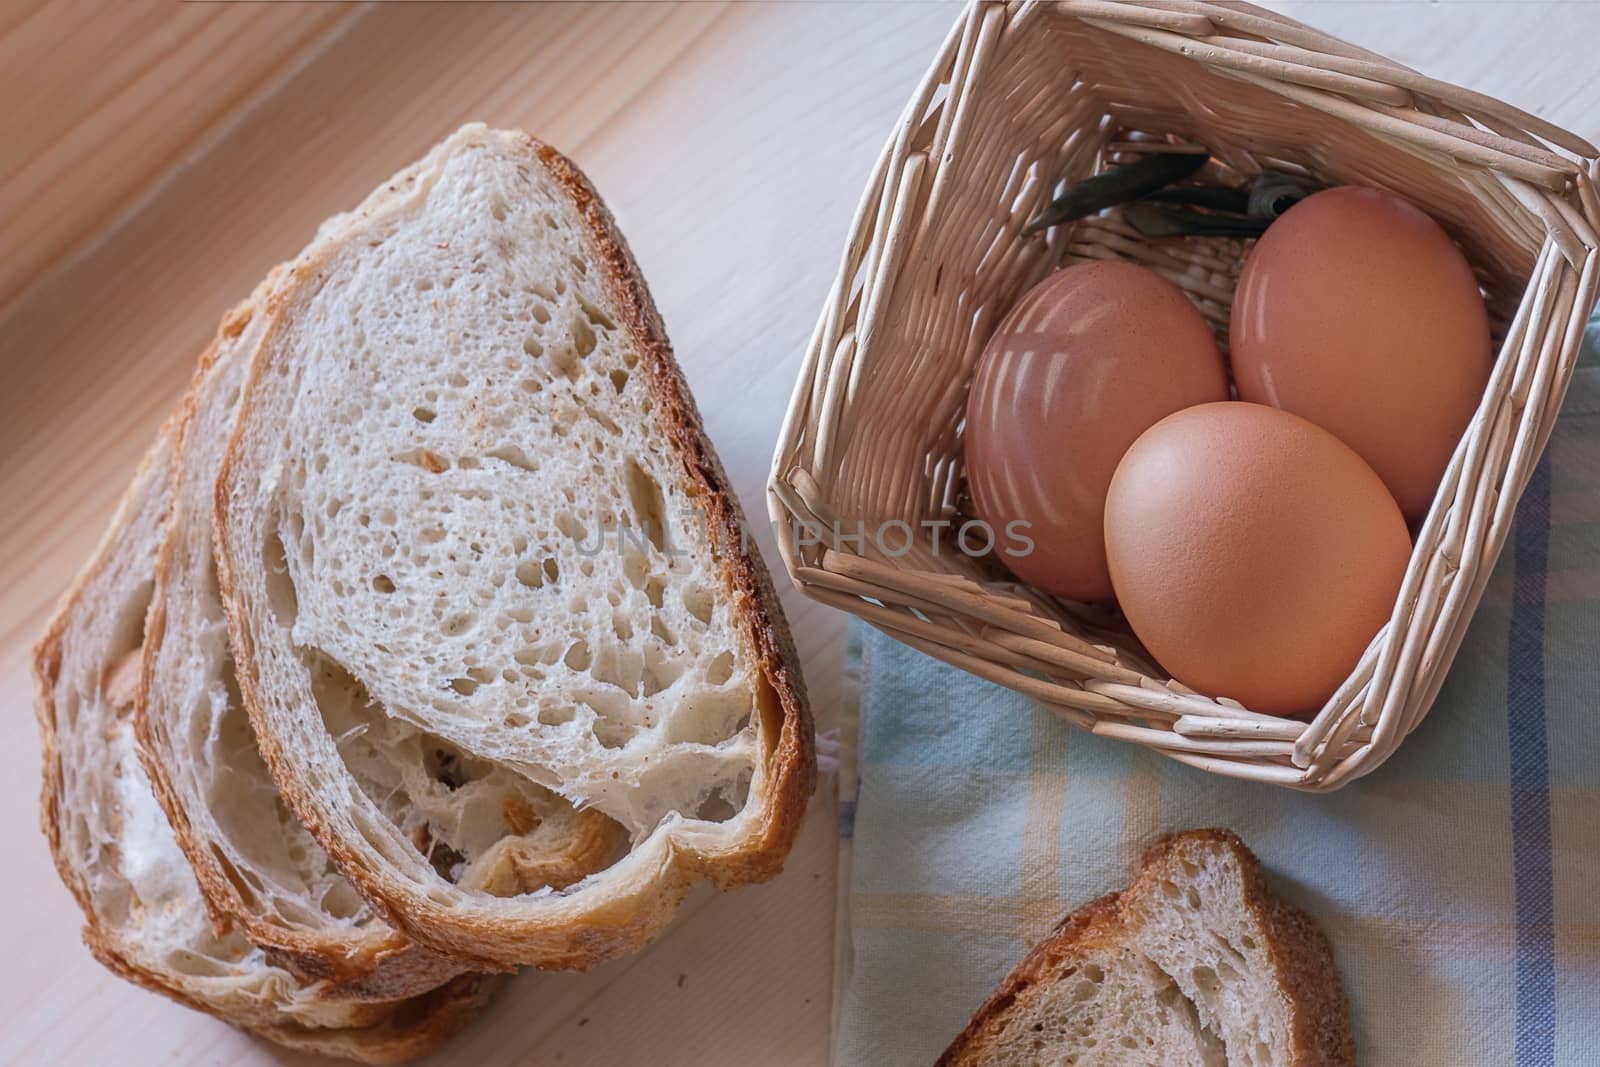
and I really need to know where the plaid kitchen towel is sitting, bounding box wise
[833,314,1600,1066]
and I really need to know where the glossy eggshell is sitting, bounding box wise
[1104,402,1412,717]
[1230,186,1492,522]
[964,260,1228,600]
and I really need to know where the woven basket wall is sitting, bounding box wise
[768,0,1600,790]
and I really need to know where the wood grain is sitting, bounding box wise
[0,0,350,309]
[2,1,1598,1064]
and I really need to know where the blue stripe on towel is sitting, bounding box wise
[1509,454,1555,1067]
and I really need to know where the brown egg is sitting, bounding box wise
[1230,186,1492,522]
[1104,402,1411,717]
[964,260,1228,600]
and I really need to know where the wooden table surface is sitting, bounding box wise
[3,2,1598,1064]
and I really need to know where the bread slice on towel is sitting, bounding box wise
[33,422,496,1062]
[214,124,814,970]
[940,892,1227,1067]
[938,830,1354,1067]
[135,277,467,999]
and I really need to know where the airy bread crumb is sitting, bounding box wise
[939,829,1354,1067]
[213,125,813,970]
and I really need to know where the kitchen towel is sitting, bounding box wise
[833,315,1600,1066]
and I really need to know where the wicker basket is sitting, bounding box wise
[767,0,1600,790]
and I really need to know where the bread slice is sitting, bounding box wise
[135,275,467,998]
[213,124,814,970]
[939,830,1354,1067]
[33,422,497,1062]
[940,891,1227,1067]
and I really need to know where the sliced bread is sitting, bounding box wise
[938,830,1354,1067]
[135,275,468,997]
[213,124,814,969]
[33,421,496,1062]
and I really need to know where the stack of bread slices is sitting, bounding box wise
[33,124,814,1061]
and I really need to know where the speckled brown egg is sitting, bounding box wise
[964,260,1228,601]
[1103,402,1412,717]
[1230,186,1493,522]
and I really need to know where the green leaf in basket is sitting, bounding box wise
[1024,152,1209,235]
[1123,203,1271,239]
[1145,185,1252,213]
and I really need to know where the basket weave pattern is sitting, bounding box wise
[768,0,1600,789]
